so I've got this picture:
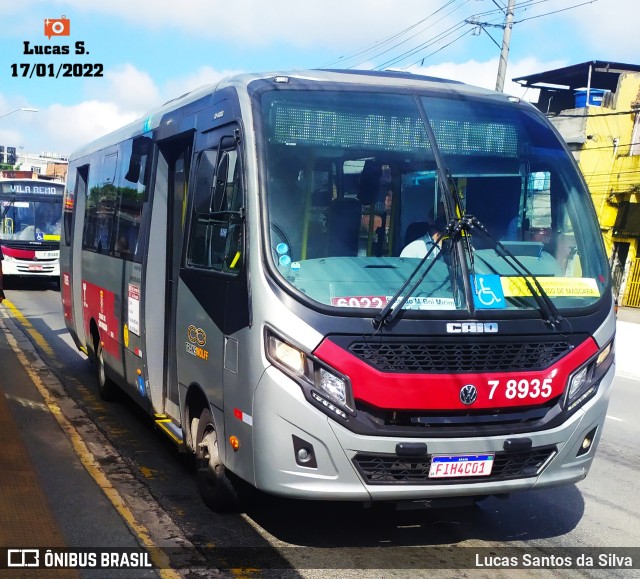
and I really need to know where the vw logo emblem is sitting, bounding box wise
[459,384,478,405]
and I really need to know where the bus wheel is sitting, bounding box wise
[96,341,118,401]
[195,407,241,513]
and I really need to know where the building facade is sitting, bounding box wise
[515,61,640,306]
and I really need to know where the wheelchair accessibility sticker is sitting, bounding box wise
[471,274,505,309]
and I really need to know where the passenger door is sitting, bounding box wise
[144,135,191,415]
[177,125,248,414]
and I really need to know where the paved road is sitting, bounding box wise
[1,284,639,578]
[614,307,640,380]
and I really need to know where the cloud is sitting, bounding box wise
[0,98,43,153]
[42,0,455,48]
[162,66,245,102]
[409,56,568,99]
[11,55,578,155]
[100,63,161,112]
[43,101,138,154]
[560,0,637,62]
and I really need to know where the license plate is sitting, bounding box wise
[28,264,44,271]
[429,454,494,478]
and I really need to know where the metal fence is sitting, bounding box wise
[622,258,640,308]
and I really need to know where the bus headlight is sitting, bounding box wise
[270,337,306,376]
[564,341,613,412]
[318,367,348,407]
[266,329,355,417]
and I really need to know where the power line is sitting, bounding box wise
[376,21,471,70]
[576,140,640,151]
[553,109,638,118]
[362,19,468,70]
[353,3,474,70]
[403,28,476,69]
[514,0,598,24]
[319,0,599,78]
[318,0,468,69]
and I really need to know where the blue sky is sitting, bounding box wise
[0,0,633,156]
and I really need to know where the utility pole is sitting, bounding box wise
[466,0,516,93]
[495,0,516,92]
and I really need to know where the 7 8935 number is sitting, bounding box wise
[487,378,553,401]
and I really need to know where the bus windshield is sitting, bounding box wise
[260,89,609,314]
[1,181,63,243]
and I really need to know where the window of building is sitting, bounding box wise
[631,111,640,157]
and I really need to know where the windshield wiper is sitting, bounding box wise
[460,215,564,329]
[40,198,60,229]
[372,226,450,330]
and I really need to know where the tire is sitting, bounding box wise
[195,407,241,513]
[96,341,118,401]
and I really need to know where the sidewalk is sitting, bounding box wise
[0,316,78,576]
[615,307,640,380]
[0,312,162,578]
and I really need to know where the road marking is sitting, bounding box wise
[606,415,624,422]
[2,299,55,357]
[0,307,182,579]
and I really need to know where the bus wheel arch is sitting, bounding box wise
[194,405,241,513]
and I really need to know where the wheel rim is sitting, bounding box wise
[201,426,219,471]
[98,348,106,388]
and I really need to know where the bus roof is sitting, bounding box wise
[68,69,515,160]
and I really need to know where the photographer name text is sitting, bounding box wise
[11,40,104,78]
[476,552,634,569]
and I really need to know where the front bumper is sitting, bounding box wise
[251,363,614,502]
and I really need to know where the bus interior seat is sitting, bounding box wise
[326,196,361,256]
[400,182,432,250]
[325,160,380,257]
[465,176,521,248]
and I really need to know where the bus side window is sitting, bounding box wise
[187,143,244,274]
[114,137,151,261]
[188,150,218,268]
[83,151,118,254]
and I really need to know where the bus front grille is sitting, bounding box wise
[349,339,572,373]
[1,241,59,252]
[353,446,556,485]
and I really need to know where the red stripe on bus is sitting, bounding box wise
[313,337,598,411]
[1,246,36,259]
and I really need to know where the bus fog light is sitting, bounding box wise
[297,448,311,462]
[292,434,317,468]
[577,427,597,456]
